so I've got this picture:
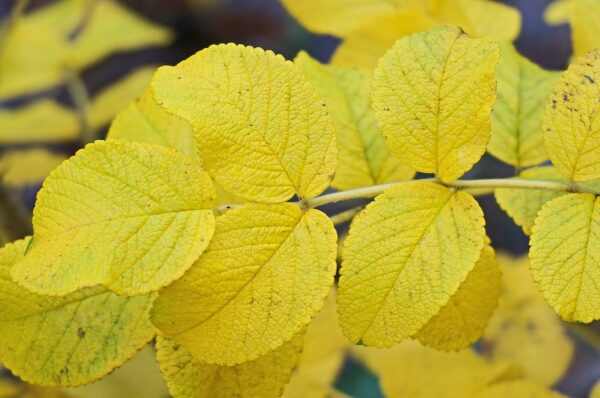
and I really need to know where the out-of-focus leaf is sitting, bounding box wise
[482,255,574,386]
[353,340,565,397]
[65,346,168,398]
[283,291,350,398]
[352,341,522,398]
[0,0,171,100]
[331,11,436,69]
[0,100,79,144]
[0,148,66,187]
[544,0,570,25]
[66,1,172,70]
[89,67,155,129]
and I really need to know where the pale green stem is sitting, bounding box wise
[302,178,598,209]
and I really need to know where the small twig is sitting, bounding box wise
[329,206,364,226]
[64,68,93,145]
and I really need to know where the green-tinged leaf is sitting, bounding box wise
[530,193,600,322]
[0,149,67,187]
[489,42,558,167]
[11,140,216,296]
[108,88,198,161]
[0,100,79,144]
[89,67,156,130]
[0,238,156,387]
[415,242,501,351]
[483,255,574,386]
[542,49,600,181]
[295,52,414,190]
[338,181,485,346]
[151,44,336,202]
[156,334,303,398]
[372,25,499,182]
[151,203,337,365]
[495,166,564,235]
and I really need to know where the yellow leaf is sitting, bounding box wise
[151,203,337,365]
[0,100,79,144]
[156,334,303,398]
[0,238,156,387]
[11,140,216,296]
[0,2,74,100]
[66,0,172,71]
[569,0,600,57]
[591,380,600,398]
[489,42,558,167]
[530,193,600,322]
[544,0,570,25]
[66,345,168,398]
[338,181,485,346]
[294,52,414,190]
[108,88,199,161]
[282,292,350,398]
[331,11,437,69]
[89,67,156,130]
[542,49,600,181]
[151,44,337,202]
[0,149,67,187]
[352,341,523,398]
[0,0,171,100]
[415,242,501,351]
[280,0,520,41]
[372,25,499,182]
[280,0,410,37]
[475,380,567,398]
[430,0,521,41]
[483,255,574,386]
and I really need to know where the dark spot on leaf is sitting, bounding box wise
[77,327,85,338]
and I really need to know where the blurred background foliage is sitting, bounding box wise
[0,0,600,397]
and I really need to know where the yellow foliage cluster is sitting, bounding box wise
[2,0,600,396]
